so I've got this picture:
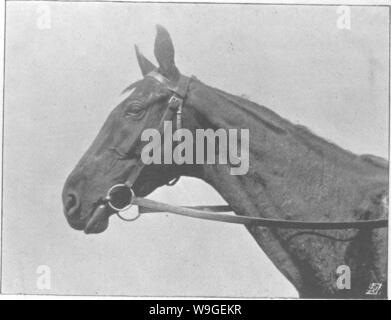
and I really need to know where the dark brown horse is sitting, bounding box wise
[62,26,388,298]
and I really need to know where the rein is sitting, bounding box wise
[99,70,388,231]
[102,184,388,229]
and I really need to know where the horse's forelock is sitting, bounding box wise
[121,80,144,95]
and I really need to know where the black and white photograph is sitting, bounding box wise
[0,0,389,300]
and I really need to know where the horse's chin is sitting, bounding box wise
[84,205,112,234]
[132,174,170,197]
[85,218,109,234]
[132,184,151,197]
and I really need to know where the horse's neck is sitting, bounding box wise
[188,80,388,295]
[188,81,387,223]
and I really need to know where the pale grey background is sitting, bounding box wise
[2,2,388,296]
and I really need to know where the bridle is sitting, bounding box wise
[101,70,194,220]
[97,70,388,230]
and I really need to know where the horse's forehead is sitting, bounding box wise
[130,78,160,100]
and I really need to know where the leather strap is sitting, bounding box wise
[133,197,388,230]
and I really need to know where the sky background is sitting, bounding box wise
[2,2,389,297]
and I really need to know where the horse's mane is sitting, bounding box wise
[208,85,290,135]
[204,82,386,166]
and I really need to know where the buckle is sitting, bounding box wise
[168,95,182,109]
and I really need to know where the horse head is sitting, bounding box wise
[62,26,199,234]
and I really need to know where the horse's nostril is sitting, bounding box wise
[64,192,80,217]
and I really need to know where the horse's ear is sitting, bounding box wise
[154,25,180,81]
[135,45,156,77]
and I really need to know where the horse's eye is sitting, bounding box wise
[125,103,146,119]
